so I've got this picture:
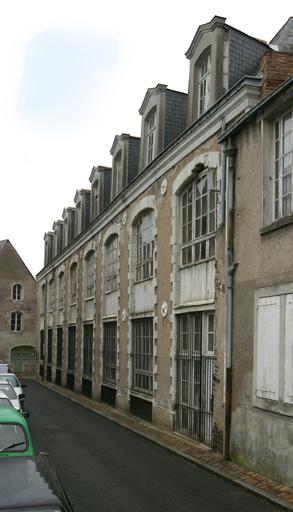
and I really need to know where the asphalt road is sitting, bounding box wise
[24,380,283,512]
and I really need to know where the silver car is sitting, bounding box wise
[0,373,26,405]
[0,383,23,412]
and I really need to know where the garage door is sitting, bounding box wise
[11,346,36,375]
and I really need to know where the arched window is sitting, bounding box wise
[180,169,216,266]
[85,251,95,299]
[58,272,64,308]
[11,312,22,332]
[69,263,78,305]
[135,210,154,282]
[12,284,22,301]
[105,235,118,292]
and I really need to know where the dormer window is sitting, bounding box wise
[114,151,122,196]
[93,179,99,218]
[198,54,211,116]
[147,110,156,164]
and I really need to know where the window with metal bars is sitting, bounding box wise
[105,236,118,293]
[274,112,293,219]
[135,210,154,282]
[180,170,216,266]
[12,284,22,301]
[47,329,52,364]
[85,251,95,299]
[68,326,76,372]
[10,312,22,332]
[102,322,117,384]
[56,328,63,367]
[40,330,45,359]
[83,324,93,377]
[131,318,153,395]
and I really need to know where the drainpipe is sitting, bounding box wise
[224,139,237,459]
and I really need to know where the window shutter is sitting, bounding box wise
[284,294,293,404]
[256,296,280,400]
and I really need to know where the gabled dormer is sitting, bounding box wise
[62,207,76,247]
[110,134,140,200]
[185,15,269,125]
[52,220,64,257]
[74,189,91,236]
[89,165,112,219]
[44,231,54,265]
[139,84,187,171]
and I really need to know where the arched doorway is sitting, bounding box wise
[11,346,36,375]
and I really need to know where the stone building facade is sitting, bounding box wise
[37,14,293,480]
[0,240,37,374]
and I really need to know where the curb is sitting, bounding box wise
[33,379,293,511]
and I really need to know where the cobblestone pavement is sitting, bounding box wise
[34,379,293,510]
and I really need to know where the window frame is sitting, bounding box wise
[180,169,216,267]
[134,210,154,283]
[12,284,23,302]
[274,111,293,220]
[253,283,293,417]
[131,318,153,396]
[57,272,64,309]
[84,251,95,300]
[104,235,118,293]
[146,110,156,165]
[10,311,22,332]
[102,322,117,385]
[197,53,211,116]
[69,263,78,305]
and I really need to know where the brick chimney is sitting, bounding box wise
[261,51,293,97]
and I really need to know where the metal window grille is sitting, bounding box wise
[67,326,76,372]
[105,236,118,292]
[40,330,45,359]
[102,322,117,384]
[11,312,22,332]
[56,328,63,367]
[12,284,22,301]
[83,324,93,377]
[47,329,53,364]
[70,264,77,304]
[175,312,215,446]
[180,171,216,267]
[274,113,293,219]
[135,211,154,282]
[85,252,95,299]
[132,318,153,395]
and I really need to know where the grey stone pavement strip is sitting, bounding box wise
[35,379,293,511]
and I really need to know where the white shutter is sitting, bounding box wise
[256,296,280,400]
[284,294,293,403]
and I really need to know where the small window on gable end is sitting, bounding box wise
[12,284,22,301]
[197,53,211,116]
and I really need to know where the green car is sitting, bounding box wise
[0,405,34,457]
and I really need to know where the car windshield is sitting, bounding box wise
[0,424,27,452]
[0,375,19,387]
[0,398,11,406]
[0,385,17,400]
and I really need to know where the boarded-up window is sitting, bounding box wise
[256,297,280,401]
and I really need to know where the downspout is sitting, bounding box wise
[224,139,237,459]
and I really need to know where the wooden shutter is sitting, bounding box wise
[256,296,280,400]
[284,294,293,404]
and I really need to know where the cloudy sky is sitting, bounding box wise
[1,0,292,276]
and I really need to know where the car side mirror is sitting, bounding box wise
[22,384,27,388]
[23,411,30,418]
[19,393,25,400]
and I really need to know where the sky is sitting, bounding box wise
[1,0,292,276]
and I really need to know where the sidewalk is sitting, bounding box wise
[36,379,293,510]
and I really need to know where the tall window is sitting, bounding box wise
[114,151,122,196]
[180,170,216,266]
[70,263,78,304]
[132,318,153,395]
[274,112,293,219]
[147,111,156,164]
[135,210,154,282]
[40,285,46,315]
[93,179,99,218]
[47,329,52,364]
[83,325,93,377]
[103,322,117,384]
[198,54,211,116]
[105,236,118,292]
[48,280,54,310]
[12,284,22,301]
[11,312,22,332]
[68,326,76,372]
[85,251,95,299]
[40,330,45,360]
[58,272,64,308]
[56,328,63,367]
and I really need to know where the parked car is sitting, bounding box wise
[0,390,13,408]
[0,372,27,406]
[0,406,34,457]
[0,382,24,413]
[0,454,73,511]
[0,364,9,373]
